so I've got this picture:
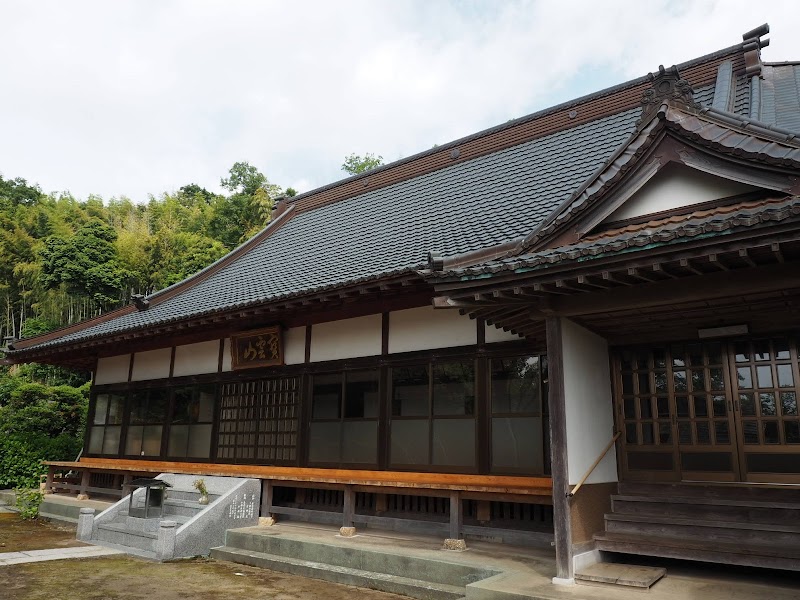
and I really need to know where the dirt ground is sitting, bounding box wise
[0,513,86,552]
[0,555,410,600]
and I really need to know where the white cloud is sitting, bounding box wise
[0,0,797,202]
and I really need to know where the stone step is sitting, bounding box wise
[604,512,800,545]
[611,494,800,524]
[210,546,466,600]
[87,540,158,561]
[223,529,498,587]
[594,531,800,571]
[113,513,191,531]
[95,523,158,552]
[574,562,666,589]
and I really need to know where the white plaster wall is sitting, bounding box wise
[389,306,476,354]
[131,347,172,381]
[310,314,382,362]
[485,323,522,344]
[284,326,306,365]
[562,319,617,485]
[95,354,131,385]
[173,340,220,377]
[605,164,757,222]
[221,338,232,372]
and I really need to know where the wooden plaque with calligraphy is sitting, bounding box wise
[230,326,283,370]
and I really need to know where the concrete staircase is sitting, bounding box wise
[210,528,502,600]
[86,474,260,560]
[594,482,800,571]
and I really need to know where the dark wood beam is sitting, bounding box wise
[549,263,800,318]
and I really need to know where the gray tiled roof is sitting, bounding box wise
[754,64,800,132]
[27,107,644,349]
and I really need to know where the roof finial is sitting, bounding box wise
[638,65,697,126]
[742,23,769,77]
[131,294,150,311]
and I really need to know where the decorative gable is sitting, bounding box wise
[601,163,760,224]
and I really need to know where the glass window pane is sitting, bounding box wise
[654,372,668,393]
[129,389,167,424]
[753,340,770,361]
[308,422,341,463]
[777,364,794,388]
[785,421,800,444]
[715,421,730,444]
[342,421,377,464]
[687,344,703,366]
[107,394,125,425]
[678,422,692,444]
[763,421,780,444]
[637,372,650,395]
[172,388,194,425]
[709,368,725,391]
[693,396,708,417]
[626,423,638,444]
[142,425,163,456]
[197,388,215,422]
[756,366,773,389]
[491,357,540,414]
[433,362,475,416]
[125,425,143,455]
[641,423,654,445]
[93,395,109,425]
[344,370,379,419]
[760,393,777,416]
[624,397,636,418]
[188,424,212,458]
[712,395,727,417]
[492,417,543,472]
[671,345,685,367]
[168,424,189,456]
[782,392,798,416]
[102,425,120,455]
[622,371,633,395]
[775,340,791,360]
[657,397,670,418]
[391,420,429,464]
[691,369,706,392]
[653,349,666,369]
[88,427,104,453]
[658,421,672,444]
[312,373,342,419]
[639,397,652,419]
[696,422,711,444]
[735,342,750,363]
[432,419,475,466]
[392,365,429,417]
[736,367,753,389]
[676,396,689,418]
[740,393,756,416]
[707,343,722,365]
[673,370,687,392]
[743,420,759,444]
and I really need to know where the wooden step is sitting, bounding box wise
[617,481,800,503]
[574,562,665,589]
[604,512,800,545]
[611,494,800,525]
[594,531,800,571]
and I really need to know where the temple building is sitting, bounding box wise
[7,23,800,581]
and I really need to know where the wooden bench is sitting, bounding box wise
[44,459,553,541]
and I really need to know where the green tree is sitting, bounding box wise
[341,152,384,176]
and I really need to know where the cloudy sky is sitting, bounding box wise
[1,0,798,203]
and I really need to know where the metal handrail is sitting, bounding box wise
[567,431,621,498]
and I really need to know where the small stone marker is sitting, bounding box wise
[339,526,356,537]
[258,516,275,527]
[443,538,467,551]
[76,507,95,541]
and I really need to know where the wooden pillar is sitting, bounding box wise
[340,485,356,537]
[342,485,354,528]
[476,500,491,523]
[449,491,462,540]
[78,470,91,499]
[375,493,388,514]
[546,316,573,583]
[261,480,274,517]
[122,474,133,497]
[44,466,55,494]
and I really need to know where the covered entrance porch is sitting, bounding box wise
[427,212,800,579]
